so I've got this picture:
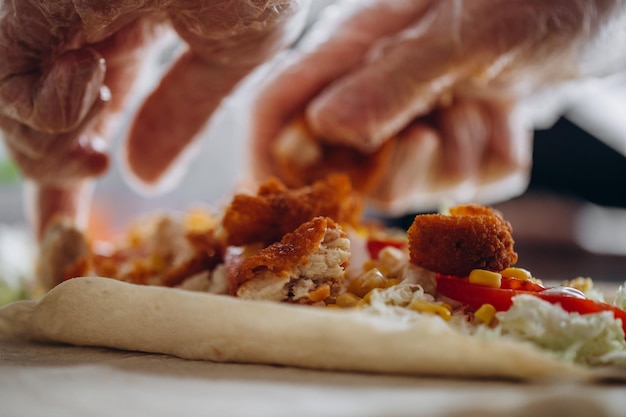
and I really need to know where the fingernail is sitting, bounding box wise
[99,85,111,102]
[89,135,108,153]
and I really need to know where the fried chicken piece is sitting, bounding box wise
[221,174,363,246]
[272,117,396,194]
[91,212,223,287]
[233,217,351,304]
[407,204,518,277]
[41,210,224,289]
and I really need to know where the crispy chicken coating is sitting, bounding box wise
[407,204,518,277]
[234,217,351,304]
[221,174,363,246]
[42,211,224,288]
[91,213,223,287]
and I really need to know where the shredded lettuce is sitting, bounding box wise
[492,294,626,365]
[614,283,626,311]
[363,282,626,366]
[362,282,467,329]
[364,283,432,320]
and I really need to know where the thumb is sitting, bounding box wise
[122,1,307,191]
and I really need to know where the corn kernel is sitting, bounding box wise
[500,267,532,281]
[377,265,392,277]
[474,303,497,325]
[384,279,402,288]
[468,269,502,288]
[562,277,593,294]
[349,268,387,297]
[377,247,407,276]
[378,246,406,263]
[356,289,378,308]
[336,292,362,308]
[362,260,377,271]
[408,300,452,321]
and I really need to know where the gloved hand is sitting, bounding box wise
[0,0,307,236]
[249,0,625,214]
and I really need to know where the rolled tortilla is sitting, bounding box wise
[0,276,602,380]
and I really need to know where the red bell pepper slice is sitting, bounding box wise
[436,274,626,336]
[366,238,406,260]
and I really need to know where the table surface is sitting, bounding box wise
[2,340,626,417]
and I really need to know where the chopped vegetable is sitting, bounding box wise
[474,304,497,325]
[615,284,626,311]
[437,274,542,311]
[499,267,532,281]
[495,295,626,365]
[468,269,502,288]
[436,274,626,337]
[335,292,361,308]
[499,275,546,292]
[408,299,452,321]
[349,268,387,297]
[366,238,406,260]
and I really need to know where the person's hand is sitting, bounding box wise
[249,0,623,214]
[0,0,307,236]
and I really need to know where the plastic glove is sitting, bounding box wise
[0,0,308,236]
[249,0,625,215]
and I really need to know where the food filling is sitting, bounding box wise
[40,174,626,367]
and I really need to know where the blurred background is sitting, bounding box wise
[0,0,625,287]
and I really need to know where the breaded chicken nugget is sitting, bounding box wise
[221,174,363,246]
[407,204,517,277]
[234,217,351,304]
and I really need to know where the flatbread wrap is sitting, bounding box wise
[2,175,626,381]
[0,276,592,380]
